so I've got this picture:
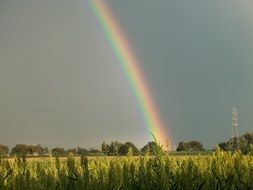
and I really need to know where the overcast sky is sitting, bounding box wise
[0,0,253,149]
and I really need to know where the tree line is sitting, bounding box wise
[1,132,253,156]
[0,141,164,157]
[0,144,101,157]
[0,140,209,156]
[218,132,253,153]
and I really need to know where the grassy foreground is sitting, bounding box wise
[0,150,253,190]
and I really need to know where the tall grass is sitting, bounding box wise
[0,150,253,189]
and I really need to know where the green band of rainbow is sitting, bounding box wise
[89,0,169,148]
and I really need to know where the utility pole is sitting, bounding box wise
[231,107,239,150]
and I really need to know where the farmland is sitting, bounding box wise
[0,149,253,190]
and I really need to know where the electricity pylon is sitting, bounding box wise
[231,107,239,150]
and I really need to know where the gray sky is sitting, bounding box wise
[0,0,253,149]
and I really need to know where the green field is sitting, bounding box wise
[0,149,253,190]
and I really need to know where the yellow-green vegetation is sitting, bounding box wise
[0,150,253,190]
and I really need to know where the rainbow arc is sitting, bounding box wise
[90,0,169,149]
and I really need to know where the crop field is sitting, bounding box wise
[0,150,253,190]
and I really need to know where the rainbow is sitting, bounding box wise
[89,0,169,149]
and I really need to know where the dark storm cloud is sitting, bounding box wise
[0,0,253,149]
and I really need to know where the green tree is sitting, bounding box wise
[11,144,29,155]
[119,142,139,156]
[27,144,49,155]
[239,133,253,153]
[141,142,157,155]
[118,144,130,155]
[101,142,110,155]
[243,132,253,144]
[176,141,204,151]
[218,132,253,153]
[77,147,89,155]
[125,142,139,155]
[66,148,77,155]
[108,141,122,155]
[176,141,188,151]
[188,141,204,151]
[51,147,66,156]
[0,144,9,156]
[218,142,228,151]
